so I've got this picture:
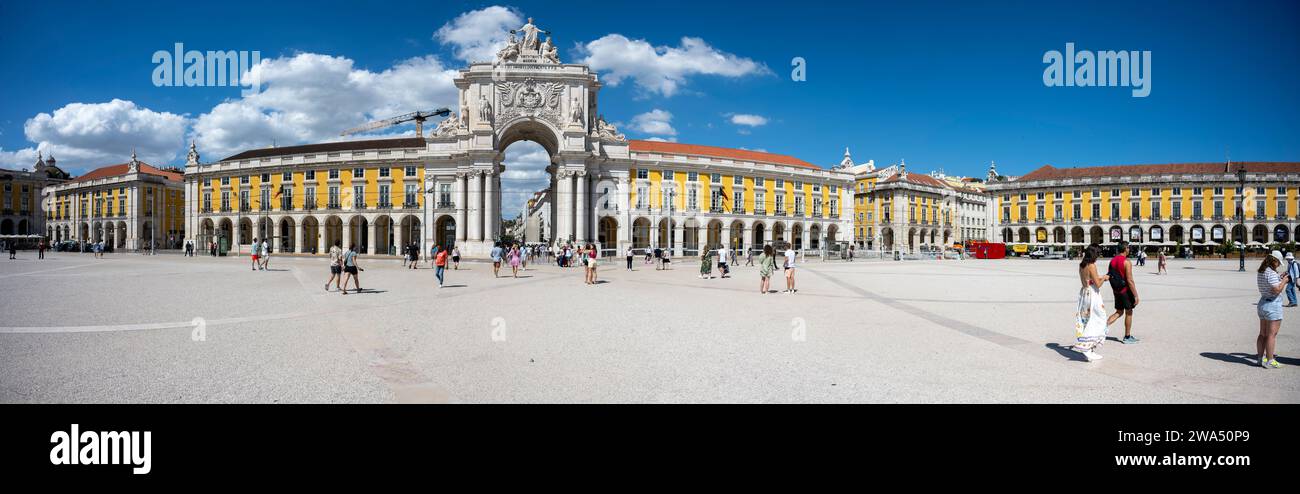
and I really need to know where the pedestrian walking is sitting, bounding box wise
[699,248,713,279]
[340,244,362,295]
[1257,251,1287,368]
[1286,252,1300,307]
[259,239,271,270]
[661,248,671,270]
[717,244,730,278]
[490,242,504,278]
[745,248,754,266]
[758,244,777,294]
[644,246,653,265]
[434,246,448,288]
[8,240,16,260]
[508,244,521,278]
[1106,241,1138,343]
[249,237,261,271]
[325,241,343,292]
[1074,245,1110,361]
[653,246,662,270]
[1157,249,1167,275]
[781,244,798,294]
[452,246,461,270]
[38,240,46,260]
[625,245,634,270]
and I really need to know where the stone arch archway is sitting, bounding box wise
[435,214,456,250]
[632,217,651,249]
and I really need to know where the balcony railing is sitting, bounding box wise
[710,206,726,214]
[437,201,455,209]
[201,206,213,213]
[303,203,317,211]
[1190,214,1203,221]
[1278,213,1291,220]
[281,200,294,211]
[377,201,393,210]
[220,205,232,213]
[327,202,342,210]
[353,201,367,210]
[774,208,786,216]
[404,201,420,209]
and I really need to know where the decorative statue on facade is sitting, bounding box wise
[495,32,520,62]
[478,94,493,124]
[541,36,559,64]
[591,115,625,141]
[433,112,467,137]
[570,96,584,126]
[495,17,558,64]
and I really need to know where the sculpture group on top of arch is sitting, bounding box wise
[496,17,560,64]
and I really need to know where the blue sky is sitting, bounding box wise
[2,0,1297,215]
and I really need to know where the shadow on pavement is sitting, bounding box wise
[1046,343,1089,362]
[1200,352,1300,367]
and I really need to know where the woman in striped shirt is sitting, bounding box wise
[1256,252,1288,369]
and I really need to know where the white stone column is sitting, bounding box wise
[367,219,377,255]
[315,222,325,254]
[127,185,139,250]
[468,171,482,241]
[575,171,588,243]
[484,171,497,241]
[455,173,467,241]
[673,220,684,257]
[556,171,572,243]
[342,219,352,253]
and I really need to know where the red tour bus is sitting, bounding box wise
[967,241,1006,259]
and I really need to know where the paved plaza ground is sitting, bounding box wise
[0,250,1296,403]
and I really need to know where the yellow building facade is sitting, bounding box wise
[986,161,1300,253]
[45,152,185,250]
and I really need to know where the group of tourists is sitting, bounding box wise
[489,242,529,278]
[1073,240,1141,362]
[248,237,271,271]
[324,241,363,294]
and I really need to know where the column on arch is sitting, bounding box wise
[484,170,497,242]
[455,172,467,242]
[575,171,588,244]
[467,171,482,241]
[555,170,572,243]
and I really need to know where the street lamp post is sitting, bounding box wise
[1238,165,1247,272]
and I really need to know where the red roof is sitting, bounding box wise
[629,140,820,170]
[1018,162,1300,182]
[881,172,949,188]
[71,162,182,183]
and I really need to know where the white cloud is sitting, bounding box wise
[628,109,676,136]
[729,113,768,127]
[191,53,459,160]
[499,141,551,217]
[641,137,677,142]
[434,5,523,63]
[0,99,188,173]
[578,35,769,96]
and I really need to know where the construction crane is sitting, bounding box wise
[339,108,452,138]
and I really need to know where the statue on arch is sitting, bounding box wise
[511,17,548,52]
[541,36,560,63]
[478,94,493,124]
[570,96,584,125]
[496,32,521,62]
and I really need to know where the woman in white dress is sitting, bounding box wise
[1075,245,1110,361]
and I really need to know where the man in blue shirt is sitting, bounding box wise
[1286,252,1299,307]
